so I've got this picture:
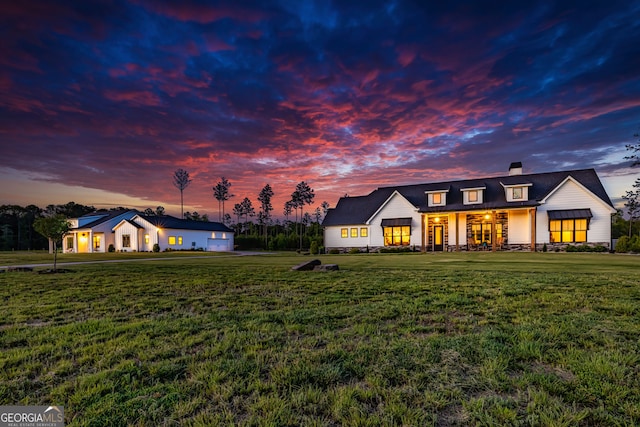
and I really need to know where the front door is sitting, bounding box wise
[434,225,444,251]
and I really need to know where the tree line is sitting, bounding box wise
[174,169,328,250]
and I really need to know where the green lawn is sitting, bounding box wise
[1,252,639,426]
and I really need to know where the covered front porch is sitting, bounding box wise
[64,230,105,253]
[421,208,537,252]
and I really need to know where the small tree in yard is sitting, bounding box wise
[33,215,71,271]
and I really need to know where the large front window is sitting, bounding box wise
[471,223,503,244]
[550,219,587,243]
[383,226,410,246]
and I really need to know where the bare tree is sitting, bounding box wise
[294,181,315,249]
[240,197,255,235]
[213,177,234,222]
[258,184,274,246]
[283,200,293,237]
[173,169,192,218]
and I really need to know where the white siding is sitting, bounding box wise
[324,192,419,249]
[324,225,369,248]
[508,209,531,244]
[536,178,614,244]
[113,222,141,251]
[445,213,463,246]
[369,192,421,247]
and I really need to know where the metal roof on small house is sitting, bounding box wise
[138,215,234,232]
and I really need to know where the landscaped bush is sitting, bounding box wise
[379,246,413,253]
[310,241,319,255]
[108,244,115,252]
[348,247,361,254]
[153,243,160,253]
[566,244,608,253]
[328,249,340,254]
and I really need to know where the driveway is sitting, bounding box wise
[0,251,274,270]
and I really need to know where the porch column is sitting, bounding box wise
[455,213,460,251]
[421,214,426,252]
[491,210,497,252]
[89,231,93,253]
[530,208,537,251]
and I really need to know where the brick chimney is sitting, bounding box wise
[509,162,523,176]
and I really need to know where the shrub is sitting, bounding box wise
[630,235,640,253]
[348,247,361,254]
[328,249,340,254]
[615,236,630,253]
[542,243,547,252]
[153,243,160,253]
[310,241,319,255]
[567,244,609,253]
[108,244,115,253]
[379,246,412,253]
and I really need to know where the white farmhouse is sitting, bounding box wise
[63,211,234,253]
[322,163,616,252]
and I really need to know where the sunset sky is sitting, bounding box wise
[1,0,639,219]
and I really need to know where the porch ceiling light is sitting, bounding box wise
[434,217,440,222]
[484,214,491,220]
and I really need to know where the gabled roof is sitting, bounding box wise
[73,210,138,230]
[322,168,613,226]
[138,215,234,232]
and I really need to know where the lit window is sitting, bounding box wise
[351,228,358,238]
[513,187,523,199]
[168,236,176,245]
[468,190,478,203]
[433,193,442,204]
[93,235,101,250]
[383,226,410,246]
[122,234,131,248]
[471,223,502,244]
[549,219,587,243]
[341,228,348,238]
[178,236,183,245]
[360,228,368,237]
[144,234,150,244]
[66,236,74,249]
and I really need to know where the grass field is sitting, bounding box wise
[1,252,639,426]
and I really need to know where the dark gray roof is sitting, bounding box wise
[124,219,143,229]
[74,210,137,229]
[138,215,233,232]
[548,209,593,220]
[322,169,613,226]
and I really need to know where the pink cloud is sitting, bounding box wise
[104,89,162,107]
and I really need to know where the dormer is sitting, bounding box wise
[501,182,532,202]
[425,189,449,207]
[461,186,485,205]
